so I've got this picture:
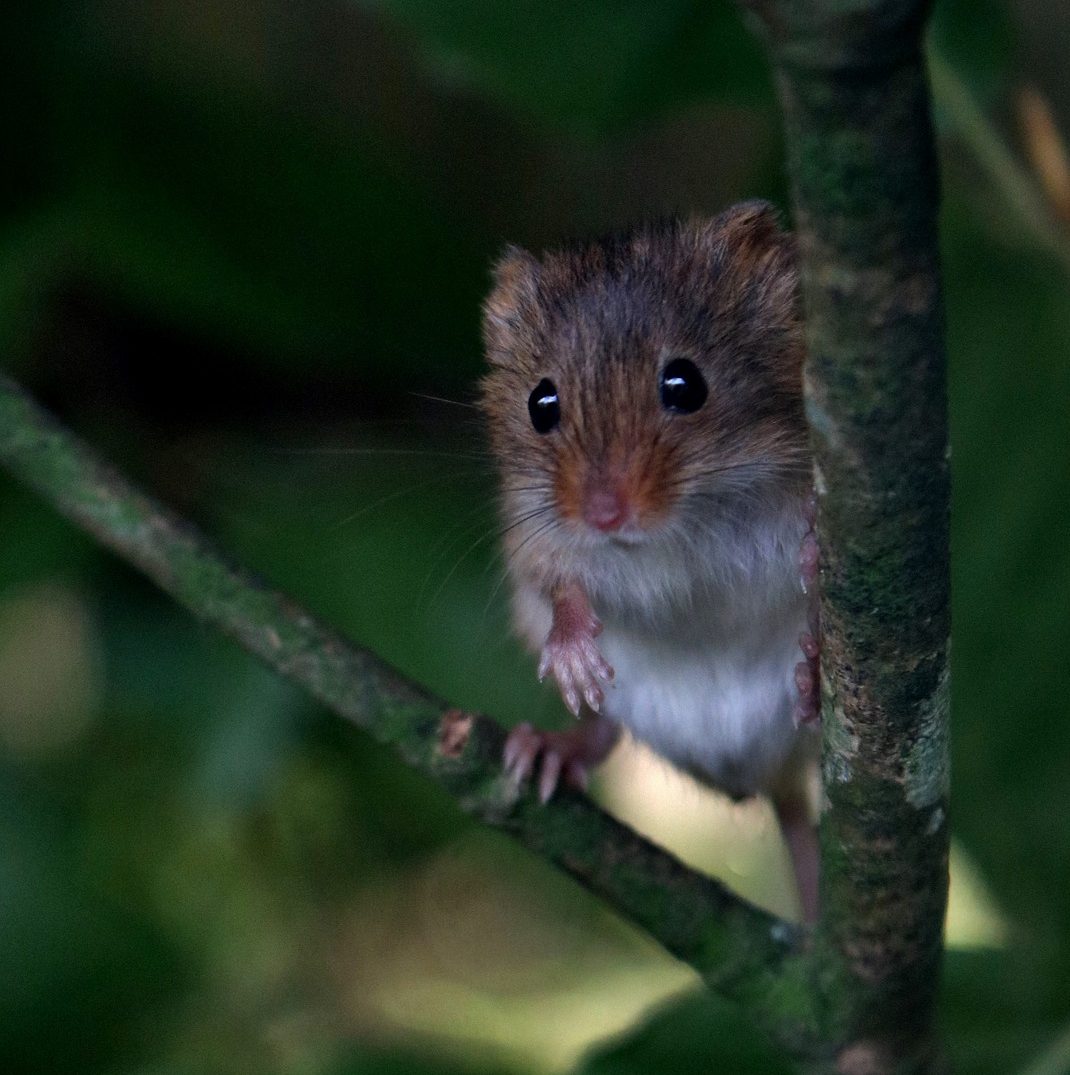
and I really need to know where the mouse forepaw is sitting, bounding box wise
[538,625,613,716]
[793,657,818,725]
[538,582,614,715]
[794,632,821,725]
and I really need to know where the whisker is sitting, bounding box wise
[467,504,562,616]
[306,481,495,573]
[423,521,507,611]
[328,471,490,532]
[419,501,558,611]
[502,516,563,569]
[495,504,559,542]
[329,481,436,532]
[482,560,519,622]
[498,483,556,495]
[660,456,811,492]
[410,392,481,411]
[272,447,494,464]
[423,502,500,569]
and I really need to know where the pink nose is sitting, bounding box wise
[583,487,628,532]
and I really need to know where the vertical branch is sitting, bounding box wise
[743,1,951,1071]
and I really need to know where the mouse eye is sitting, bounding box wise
[659,358,707,414]
[528,378,561,434]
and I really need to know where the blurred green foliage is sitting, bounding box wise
[1,1,1069,1073]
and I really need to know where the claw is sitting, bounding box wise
[503,737,520,774]
[799,542,819,594]
[539,751,563,803]
[794,628,820,727]
[538,634,613,717]
[562,685,581,717]
[504,723,539,784]
[793,700,819,727]
[502,721,529,772]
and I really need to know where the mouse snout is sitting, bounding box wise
[556,452,667,537]
[581,475,633,533]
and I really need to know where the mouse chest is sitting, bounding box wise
[596,593,807,799]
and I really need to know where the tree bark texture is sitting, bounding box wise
[743,1,951,1071]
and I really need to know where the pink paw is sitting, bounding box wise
[538,619,613,716]
[503,722,593,803]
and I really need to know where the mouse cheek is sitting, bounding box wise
[637,488,672,530]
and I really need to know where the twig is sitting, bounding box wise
[929,48,1070,274]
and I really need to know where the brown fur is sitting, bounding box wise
[480,202,808,558]
[483,206,820,918]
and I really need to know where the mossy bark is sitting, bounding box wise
[743,1,952,1071]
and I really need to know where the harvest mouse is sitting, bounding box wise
[479,202,821,921]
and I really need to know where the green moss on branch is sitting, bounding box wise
[743,0,952,1070]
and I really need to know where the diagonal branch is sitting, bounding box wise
[0,370,809,1035]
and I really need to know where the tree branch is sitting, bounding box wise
[742,1,952,1071]
[0,371,807,1034]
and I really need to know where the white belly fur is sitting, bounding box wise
[512,508,817,802]
[597,601,807,799]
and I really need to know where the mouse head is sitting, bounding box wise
[480,202,808,574]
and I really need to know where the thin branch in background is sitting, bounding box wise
[1017,85,1070,227]
[929,48,1070,272]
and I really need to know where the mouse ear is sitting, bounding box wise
[691,202,803,385]
[701,199,798,294]
[684,201,797,295]
[712,199,784,243]
[687,200,792,265]
[483,246,541,362]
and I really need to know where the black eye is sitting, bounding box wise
[528,378,560,434]
[659,358,707,414]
